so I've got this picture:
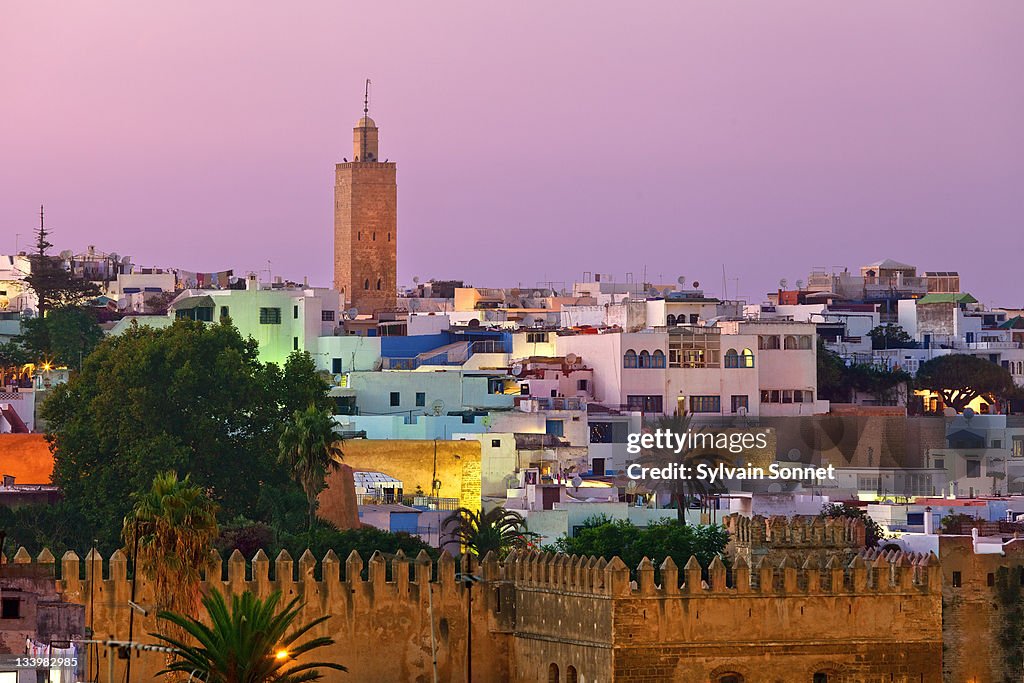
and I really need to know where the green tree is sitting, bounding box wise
[916,353,1016,413]
[820,502,882,548]
[278,405,344,529]
[816,347,850,402]
[20,306,103,369]
[155,588,346,682]
[816,346,910,405]
[554,517,729,577]
[634,414,732,523]
[443,506,531,558]
[44,319,318,547]
[868,324,917,350]
[23,209,99,317]
[123,471,220,624]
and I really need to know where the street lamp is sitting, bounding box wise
[455,572,482,683]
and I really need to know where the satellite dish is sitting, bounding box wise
[787,448,802,462]
[691,281,699,288]
[468,318,480,328]
[648,288,659,297]
[431,399,445,416]
[333,374,343,385]
[511,362,525,377]
[779,278,789,290]
[565,353,578,364]
[346,308,359,319]
[59,250,73,260]
[413,275,420,284]
[677,275,686,286]
[571,475,583,489]
[108,252,119,262]
[795,280,805,290]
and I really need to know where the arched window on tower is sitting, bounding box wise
[363,279,370,290]
[548,664,560,683]
[376,279,382,290]
[652,350,666,368]
[388,232,392,242]
[724,349,739,368]
[623,350,638,368]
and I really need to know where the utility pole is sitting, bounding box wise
[456,572,481,683]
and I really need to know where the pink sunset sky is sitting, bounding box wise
[1,2,1022,305]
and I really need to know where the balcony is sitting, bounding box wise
[516,396,585,411]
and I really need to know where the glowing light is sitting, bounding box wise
[275,650,289,660]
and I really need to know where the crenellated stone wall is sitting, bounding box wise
[0,540,943,683]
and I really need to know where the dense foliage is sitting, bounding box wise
[278,405,344,529]
[816,347,910,404]
[19,306,104,369]
[915,353,1017,413]
[40,319,329,548]
[552,517,729,576]
[868,323,917,350]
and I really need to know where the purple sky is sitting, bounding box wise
[2,2,1022,306]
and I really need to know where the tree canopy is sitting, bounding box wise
[868,324,917,350]
[915,353,1016,413]
[19,306,104,369]
[24,213,99,317]
[43,318,329,547]
[552,517,728,576]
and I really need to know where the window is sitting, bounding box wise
[292,337,299,351]
[390,392,400,407]
[627,395,663,413]
[857,475,880,491]
[740,348,754,368]
[666,314,676,325]
[220,306,230,319]
[784,335,811,349]
[992,440,1002,449]
[491,439,501,448]
[487,377,505,394]
[377,279,382,290]
[724,349,739,368]
[638,350,651,368]
[988,572,996,587]
[322,310,335,322]
[689,313,699,324]
[566,666,578,683]
[546,420,564,437]
[623,349,638,368]
[689,395,721,413]
[719,676,742,683]
[966,460,981,478]
[590,422,613,443]
[952,571,962,588]
[731,395,749,413]
[1013,437,1024,458]
[651,349,666,368]
[293,305,299,319]
[577,379,588,391]
[758,335,781,350]
[176,307,214,322]
[332,358,343,374]
[1,597,19,619]
[933,458,944,469]
[259,307,281,324]
[364,279,370,290]
[813,675,829,683]
[548,664,559,683]
[527,332,548,343]
[415,392,426,407]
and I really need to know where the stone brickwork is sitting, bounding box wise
[21,539,945,683]
[939,535,1024,683]
[333,117,397,315]
[724,513,866,568]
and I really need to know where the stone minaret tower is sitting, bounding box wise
[333,90,397,315]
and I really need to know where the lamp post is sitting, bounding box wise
[455,572,481,683]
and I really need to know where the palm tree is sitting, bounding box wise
[123,471,220,627]
[635,414,732,524]
[443,506,531,558]
[277,405,344,529]
[155,588,347,682]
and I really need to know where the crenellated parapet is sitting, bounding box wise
[725,513,868,568]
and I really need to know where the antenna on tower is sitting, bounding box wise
[363,78,371,117]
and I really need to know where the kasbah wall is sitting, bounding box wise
[12,514,1024,681]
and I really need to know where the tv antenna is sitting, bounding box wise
[363,78,371,118]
